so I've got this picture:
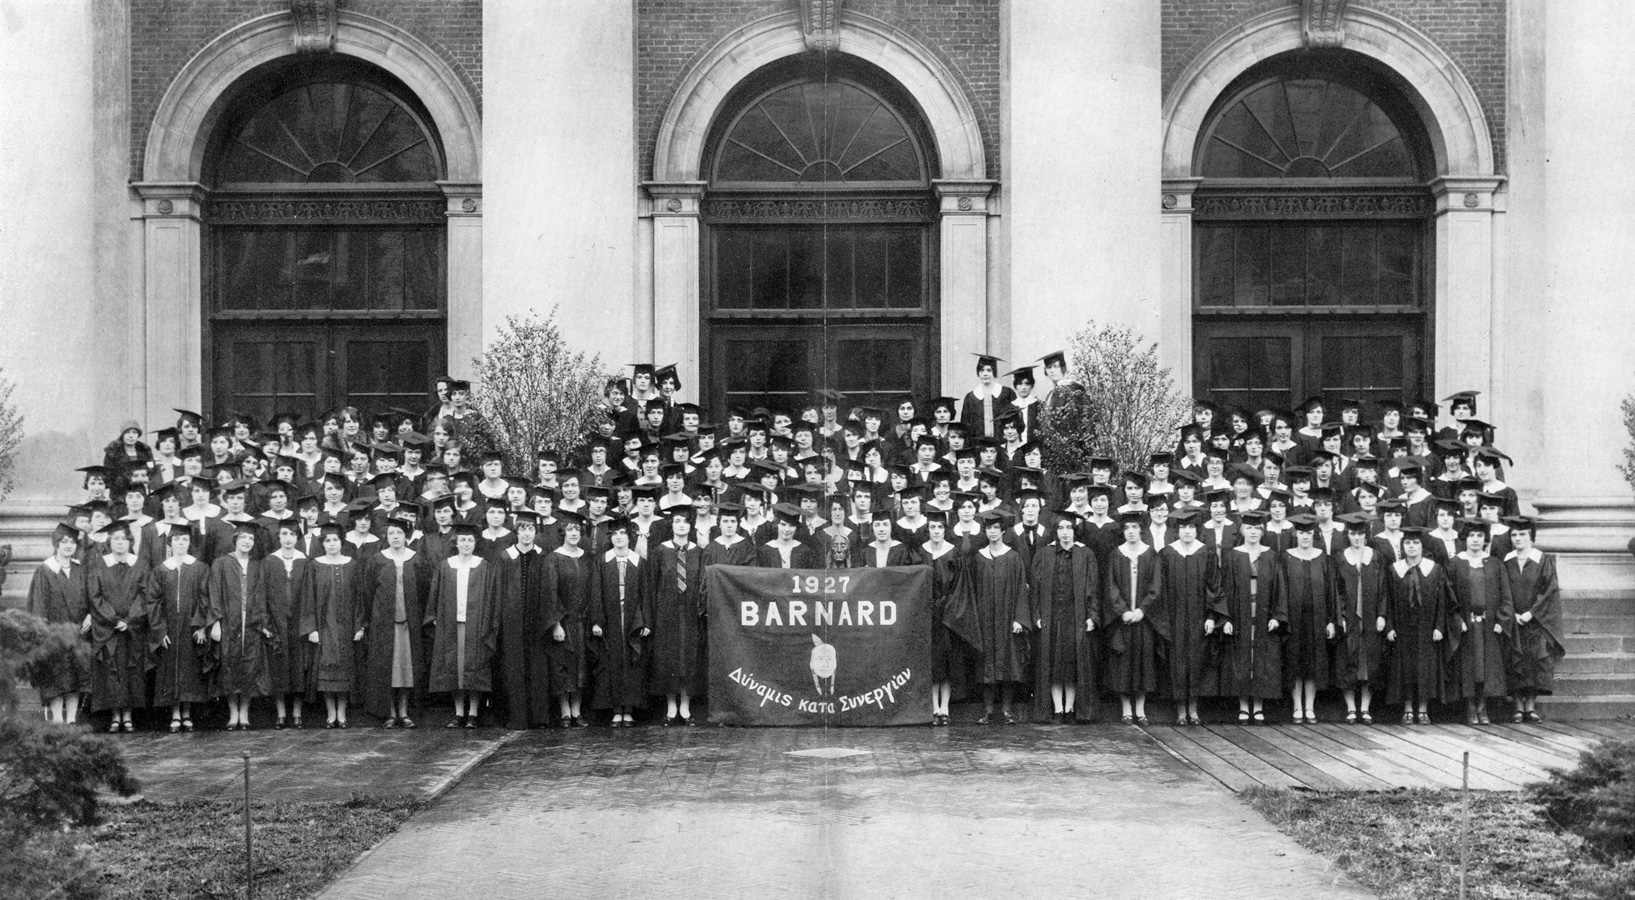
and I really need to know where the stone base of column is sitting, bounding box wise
[1534,496,1635,592]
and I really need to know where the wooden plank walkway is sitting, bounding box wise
[1143,720,1622,792]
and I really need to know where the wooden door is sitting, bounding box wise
[212,323,444,423]
[709,323,930,416]
[1193,317,1423,413]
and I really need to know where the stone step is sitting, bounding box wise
[1565,615,1635,637]
[1536,694,1635,722]
[1565,634,1635,654]
[1565,594,1635,618]
[1553,673,1635,696]
[1559,653,1635,675]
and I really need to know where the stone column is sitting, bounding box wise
[1431,176,1504,405]
[645,182,706,393]
[1160,179,1204,391]
[440,183,483,377]
[1006,0,1164,371]
[935,180,996,394]
[132,182,205,428]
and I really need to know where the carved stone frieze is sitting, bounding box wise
[1299,0,1349,49]
[1193,193,1432,219]
[704,197,928,222]
[291,0,339,54]
[799,0,842,52]
[208,197,445,223]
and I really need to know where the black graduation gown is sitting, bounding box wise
[756,541,819,569]
[87,555,150,711]
[1029,542,1099,719]
[1102,545,1165,695]
[493,545,551,727]
[426,556,501,694]
[1159,542,1221,700]
[542,548,595,693]
[362,551,431,718]
[1384,559,1461,705]
[208,555,270,697]
[647,540,706,696]
[923,544,966,683]
[303,557,365,695]
[1332,548,1389,689]
[956,546,1031,684]
[1215,547,1288,700]
[959,386,1017,439]
[704,535,758,568]
[259,552,314,700]
[1448,554,1514,698]
[25,560,91,699]
[590,551,649,708]
[851,541,919,568]
[146,557,212,705]
[1281,550,1337,688]
[1505,550,1564,693]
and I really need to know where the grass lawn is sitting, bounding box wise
[85,795,420,900]
[1243,787,1635,900]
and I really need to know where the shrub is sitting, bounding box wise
[0,609,139,900]
[0,366,21,504]
[1038,321,1193,474]
[1531,738,1635,862]
[1620,393,1635,495]
[469,308,610,475]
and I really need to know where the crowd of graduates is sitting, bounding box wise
[24,351,1566,732]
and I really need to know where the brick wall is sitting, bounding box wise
[1161,0,1507,171]
[636,0,1001,181]
[129,0,482,180]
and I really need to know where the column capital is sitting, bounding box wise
[438,181,482,217]
[132,181,208,220]
[1161,178,1206,213]
[643,181,707,216]
[932,179,998,215]
[1431,175,1506,213]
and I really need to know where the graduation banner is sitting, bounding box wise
[706,565,932,727]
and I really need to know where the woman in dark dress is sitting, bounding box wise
[146,527,211,732]
[27,524,92,725]
[494,510,550,730]
[87,522,149,732]
[1333,516,1389,724]
[364,518,430,728]
[305,522,365,728]
[1385,528,1461,725]
[919,512,963,726]
[544,512,595,726]
[1102,512,1163,725]
[261,519,314,728]
[210,522,272,730]
[590,518,651,726]
[427,523,502,728]
[1448,521,1514,725]
[1503,517,1563,723]
[649,508,706,725]
[962,511,1030,725]
[1281,516,1337,724]
[1160,510,1217,725]
[704,502,759,568]
[1031,512,1099,724]
[1212,511,1287,724]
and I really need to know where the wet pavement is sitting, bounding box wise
[317,725,1373,900]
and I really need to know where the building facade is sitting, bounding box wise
[1,0,1632,589]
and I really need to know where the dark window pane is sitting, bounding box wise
[345,339,432,409]
[1201,76,1418,180]
[824,230,857,310]
[1306,226,1343,306]
[1320,336,1403,399]
[885,230,923,309]
[1208,336,1291,413]
[1234,227,1270,307]
[716,231,754,309]
[723,339,811,411]
[1338,226,1378,307]
[1378,224,1419,305]
[215,227,445,313]
[219,81,441,185]
[1268,229,1304,306]
[751,232,790,309]
[788,231,824,309]
[833,338,914,407]
[716,81,925,185]
[1196,227,1235,307]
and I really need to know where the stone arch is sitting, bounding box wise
[143,10,481,183]
[652,10,985,183]
[1162,5,1493,179]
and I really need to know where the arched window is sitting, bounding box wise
[204,60,448,424]
[1191,53,1433,415]
[702,58,936,414]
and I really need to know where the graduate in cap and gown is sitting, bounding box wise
[87,521,150,732]
[959,354,1017,440]
[1030,510,1101,724]
[146,524,211,731]
[363,515,431,727]
[1280,515,1338,724]
[704,501,759,568]
[260,517,314,728]
[1102,510,1165,725]
[1159,509,1220,725]
[1503,517,1563,723]
[918,511,965,727]
[1333,514,1389,724]
[210,520,272,729]
[27,524,93,725]
[1211,511,1288,724]
[1447,519,1514,725]
[543,511,596,726]
[757,504,820,569]
[952,511,1031,724]
[590,516,651,725]
[1384,527,1461,724]
[305,522,366,727]
[648,507,707,726]
[426,522,501,727]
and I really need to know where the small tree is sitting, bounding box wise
[0,609,139,899]
[0,367,21,504]
[1620,393,1635,495]
[470,308,609,474]
[1039,321,1193,474]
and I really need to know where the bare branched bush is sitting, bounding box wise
[1039,321,1193,474]
[470,309,608,475]
[0,368,22,504]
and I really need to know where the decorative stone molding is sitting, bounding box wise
[1300,0,1349,49]
[1430,176,1505,213]
[208,197,444,223]
[932,180,996,216]
[1160,177,1205,214]
[704,197,929,222]
[799,0,842,52]
[291,0,339,54]
[644,182,708,218]
[439,182,482,218]
[134,181,208,220]
[1193,192,1433,219]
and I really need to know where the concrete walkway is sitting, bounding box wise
[316,727,1373,900]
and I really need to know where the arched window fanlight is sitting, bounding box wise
[216,81,443,185]
[1201,77,1419,180]
[713,81,927,186]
